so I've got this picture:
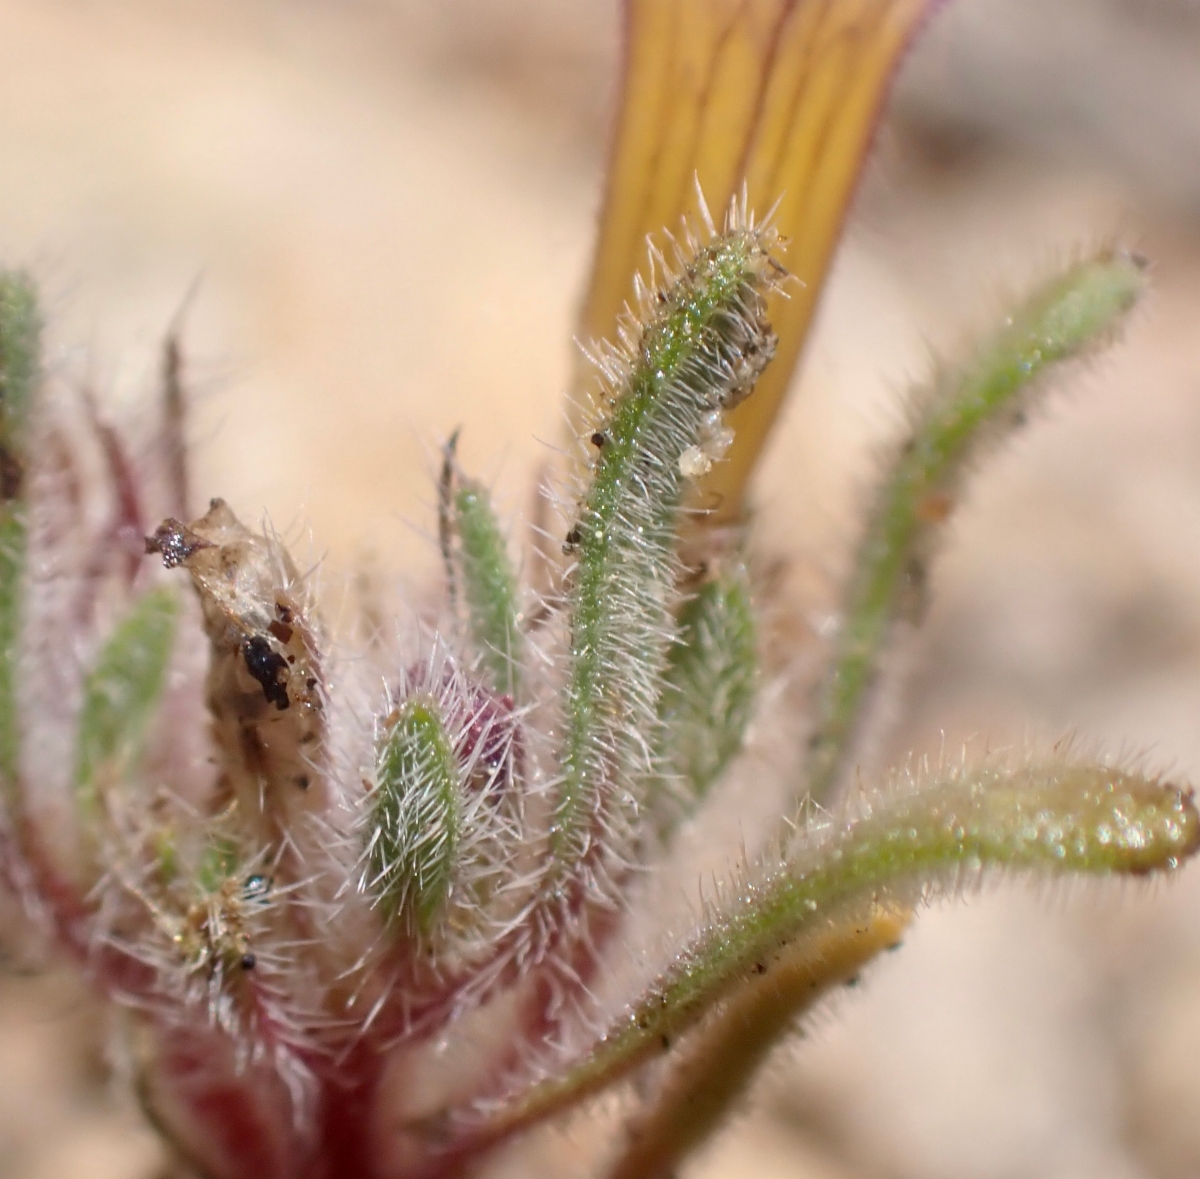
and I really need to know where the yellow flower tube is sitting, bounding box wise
[578,0,938,524]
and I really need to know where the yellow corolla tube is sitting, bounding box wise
[578,0,938,524]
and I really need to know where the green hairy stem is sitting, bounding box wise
[0,272,38,787]
[805,252,1148,805]
[473,761,1197,1142]
[555,220,781,866]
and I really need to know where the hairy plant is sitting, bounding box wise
[0,3,1196,1179]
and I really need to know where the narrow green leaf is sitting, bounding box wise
[806,252,1148,804]
[75,587,179,802]
[455,481,522,697]
[604,904,909,1179]
[470,761,1197,1143]
[0,272,40,432]
[0,272,41,786]
[556,217,782,868]
[658,567,757,820]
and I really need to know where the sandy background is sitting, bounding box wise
[2,1,1200,1176]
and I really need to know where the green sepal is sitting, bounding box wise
[370,695,461,937]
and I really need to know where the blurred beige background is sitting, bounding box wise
[3,1,1200,1176]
